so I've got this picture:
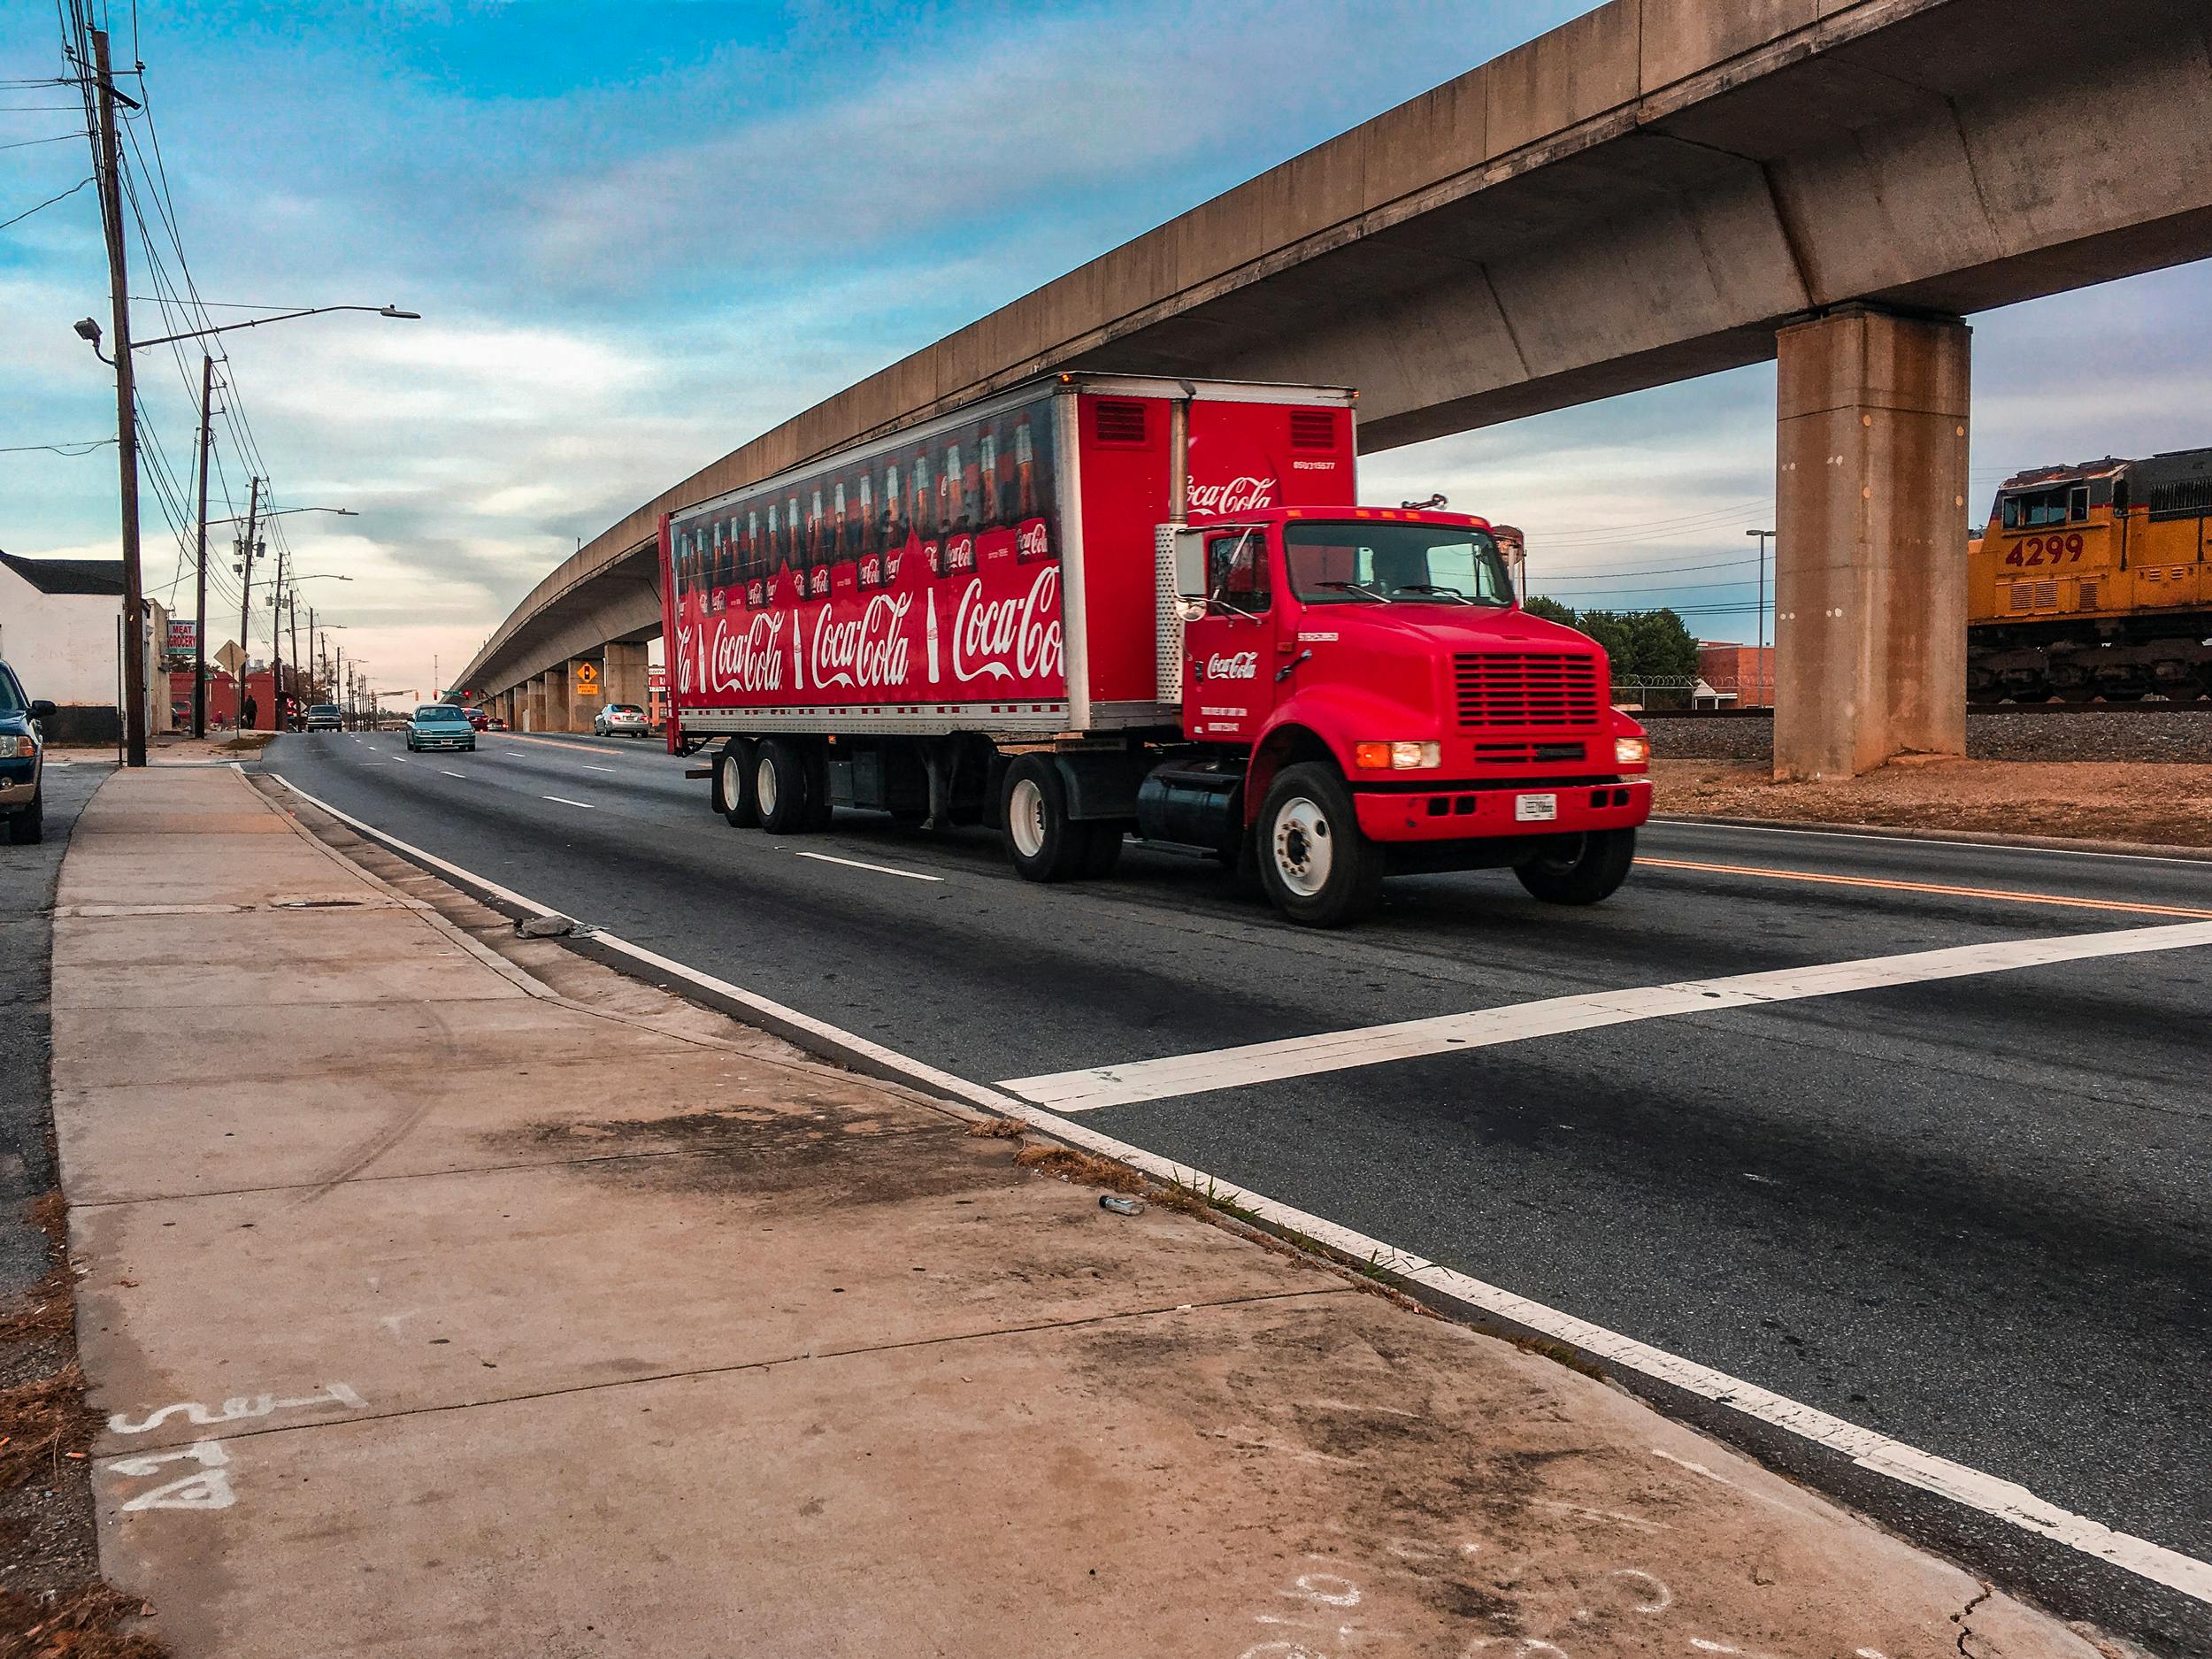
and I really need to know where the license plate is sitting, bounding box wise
[1514,793,1558,823]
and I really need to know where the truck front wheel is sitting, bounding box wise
[1001,756,1091,882]
[756,739,812,834]
[1515,828,1636,905]
[1256,763,1381,927]
[716,738,759,827]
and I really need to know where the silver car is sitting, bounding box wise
[592,702,649,737]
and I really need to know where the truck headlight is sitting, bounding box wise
[1354,741,1440,771]
[1614,735,1649,766]
[2,735,35,758]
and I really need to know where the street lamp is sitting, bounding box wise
[73,297,419,753]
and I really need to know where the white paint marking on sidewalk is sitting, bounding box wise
[541,795,593,809]
[999,921,2212,1111]
[790,849,944,883]
[253,772,2212,1607]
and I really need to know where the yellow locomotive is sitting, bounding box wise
[1968,447,2212,700]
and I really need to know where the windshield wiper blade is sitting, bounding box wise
[1394,584,1474,605]
[1315,580,1387,603]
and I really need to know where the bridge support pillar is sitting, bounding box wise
[540,668,571,734]
[603,641,649,710]
[1773,305,1970,780]
[522,680,544,733]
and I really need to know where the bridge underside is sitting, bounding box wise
[464,0,2212,775]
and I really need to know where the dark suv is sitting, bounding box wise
[0,660,56,845]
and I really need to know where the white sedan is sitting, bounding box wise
[592,703,650,737]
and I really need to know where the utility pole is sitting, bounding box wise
[269,534,287,731]
[1747,528,1776,709]
[90,29,148,767]
[190,351,214,737]
[287,584,301,723]
[307,606,318,703]
[236,477,260,727]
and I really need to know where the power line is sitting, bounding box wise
[0,173,91,230]
[0,437,115,455]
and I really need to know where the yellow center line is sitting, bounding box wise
[1638,858,2212,919]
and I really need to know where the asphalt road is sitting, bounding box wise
[0,758,110,1298]
[259,728,2212,1649]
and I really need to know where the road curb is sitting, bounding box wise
[1653,813,2212,862]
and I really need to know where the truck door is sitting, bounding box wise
[1181,525,1279,744]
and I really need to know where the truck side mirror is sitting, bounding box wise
[1171,526,1208,614]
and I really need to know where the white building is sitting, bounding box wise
[0,550,171,744]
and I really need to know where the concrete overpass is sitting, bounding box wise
[460,0,2212,777]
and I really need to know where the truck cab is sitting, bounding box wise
[1124,506,1648,923]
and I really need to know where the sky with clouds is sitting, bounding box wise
[5,1,2212,702]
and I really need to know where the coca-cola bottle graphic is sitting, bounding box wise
[882,465,902,549]
[977,431,999,527]
[965,438,986,528]
[855,475,873,559]
[910,453,932,542]
[1015,415,1037,517]
[765,503,781,567]
[926,588,941,685]
[940,443,961,534]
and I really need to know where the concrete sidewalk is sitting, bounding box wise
[52,766,2104,1657]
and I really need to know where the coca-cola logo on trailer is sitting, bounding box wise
[810,594,912,690]
[1187,474,1279,516]
[953,566,1062,685]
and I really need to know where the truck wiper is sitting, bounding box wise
[1394,584,1474,605]
[1315,580,1387,603]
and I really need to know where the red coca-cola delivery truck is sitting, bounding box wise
[661,373,1650,926]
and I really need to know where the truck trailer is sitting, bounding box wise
[660,373,1651,926]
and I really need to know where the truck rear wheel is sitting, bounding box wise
[1514,828,1636,905]
[1001,756,1089,882]
[716,739,759,827]
[1256,763,1380,927]
[756,739,812,834]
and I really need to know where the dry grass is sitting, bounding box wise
[0,1269,73,1348]
[1011,1143,1147,1195]
[0,1363,97,1492]
[0,1583,165,1659]
[964,1116,1028,1140]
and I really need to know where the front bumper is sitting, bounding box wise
[410,734,475,749]
[0,756,39,808]
[1354,776,1651,843]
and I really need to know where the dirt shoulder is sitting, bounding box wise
[1652,757,2212,849]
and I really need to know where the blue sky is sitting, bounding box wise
[5,2,2211,698]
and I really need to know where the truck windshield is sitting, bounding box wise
[1286,523,1514,606]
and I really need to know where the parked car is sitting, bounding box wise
[405,703,477,752]
[465,707,490,731]
[0,659,56,845]
[592,702,650,737]
[305,703,343,732]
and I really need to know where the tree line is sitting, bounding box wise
[1522,597,1702,684]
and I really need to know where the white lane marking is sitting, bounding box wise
[255,772,2212,1606]
[440,770,465,779]
[1652,817,2212,868]
[1000,922,2212,1110]
[790,849,943,883]
[583,765,618,773]
[541,795,594,809]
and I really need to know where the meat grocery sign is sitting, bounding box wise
[673,521,1066,703]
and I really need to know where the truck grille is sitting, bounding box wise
[1452,653,1601,729]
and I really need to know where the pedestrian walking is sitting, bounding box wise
[242,693,258,732]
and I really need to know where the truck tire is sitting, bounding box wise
[755,739,812,834]
[716,738,758,828]
[1079,823,1125,879]
[6,788,41,846]
[803,743,836,831]
[1256,763,1381,927]
[1000,756,1088,882]
[1514,828,1636,905]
